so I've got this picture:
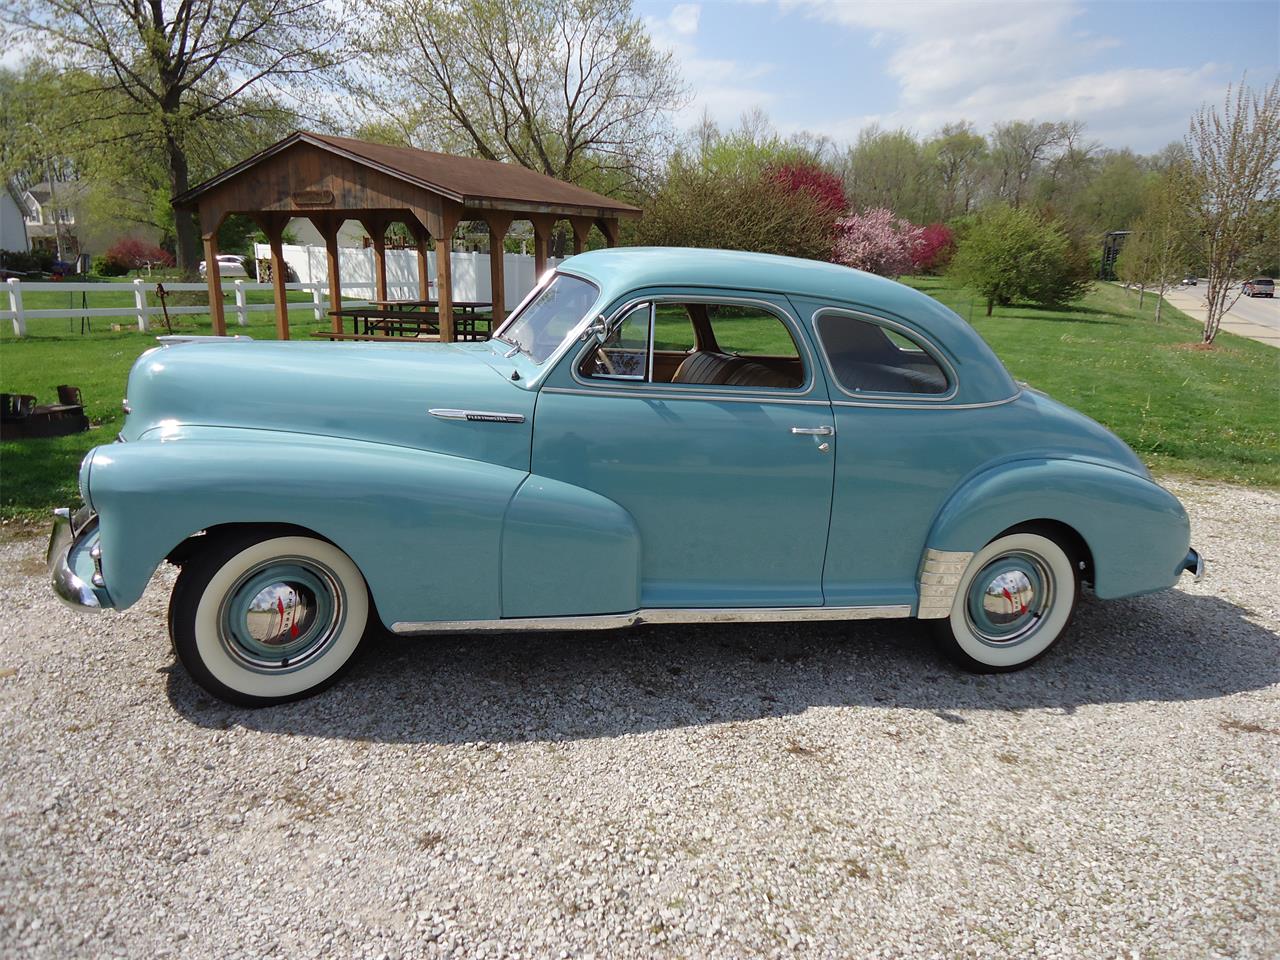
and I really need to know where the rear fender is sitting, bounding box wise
[925,458,1190,601]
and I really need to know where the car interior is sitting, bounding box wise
[815,314,949,395]
[582,302,950,396]
[582,302,805,389]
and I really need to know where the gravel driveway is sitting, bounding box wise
[2,478,1277,959]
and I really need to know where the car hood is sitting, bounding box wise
[120,340,534,471]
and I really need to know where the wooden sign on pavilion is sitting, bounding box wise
[172,131,641,341]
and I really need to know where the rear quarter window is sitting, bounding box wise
[815,312,950,396]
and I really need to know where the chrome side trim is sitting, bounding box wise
[392,604,913,635]
[429,408,526,424]
[541,386,830,407]
[832,392,1023,411]
[917,548,975,619]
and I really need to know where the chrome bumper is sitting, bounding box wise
[1181,548,1205,583]
[47,506,109,611]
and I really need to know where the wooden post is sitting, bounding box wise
[596,218,620,248]
[362,216,389,303]
[570,217,593,255]
[202,232,226,335]
[434,211,461,342]
[409,219,432,303]
[530,214,556,280]
[311,216,343,333]
[485,213,513,326]
[255,214,292,341]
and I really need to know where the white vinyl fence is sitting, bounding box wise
[255,243,562,307]
[2,249,559,337]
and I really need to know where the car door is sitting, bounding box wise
[532,291,836,609]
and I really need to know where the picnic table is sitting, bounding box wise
[321,300,494,341]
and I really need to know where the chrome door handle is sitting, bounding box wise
[790,425,834,436]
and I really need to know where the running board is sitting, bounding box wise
[392,605,912,636]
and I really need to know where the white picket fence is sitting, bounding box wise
[2,249,561,337]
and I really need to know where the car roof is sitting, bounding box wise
[558,246,1018,404]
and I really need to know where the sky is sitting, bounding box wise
[638,0,1280,152]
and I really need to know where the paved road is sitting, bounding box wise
[1163,281,1280,346]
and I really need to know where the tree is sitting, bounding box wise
[913,223,956,274]
[949,204,1089,315]
[1182,78,1280,343]
[4,0,352,272]
[986,120,1067,208]
[634,157,836,261]
[766,162,847,215]
[360,0,684,189]
[1116,172,1192,322]
[925,121,986,218]
[843,126,938,224]
[832,208,923,278]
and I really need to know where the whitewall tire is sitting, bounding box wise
[933,531,1079,672]
[169,532,370,706]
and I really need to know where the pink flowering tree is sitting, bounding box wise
[832,208,924,277]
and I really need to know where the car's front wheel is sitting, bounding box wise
[169,532,370,706]
[933,529,1079,672]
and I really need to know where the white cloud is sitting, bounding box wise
[777,0,1229,150]
[645,3,779,128]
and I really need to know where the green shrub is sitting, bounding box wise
[948,204,1091,315]
[92,254,128,277]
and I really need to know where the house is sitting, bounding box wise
[22,180,86,259]
[1,182,29,252]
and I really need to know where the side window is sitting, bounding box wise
[580,303,651,380]
[815,313,949,396]
[661,302,805,389]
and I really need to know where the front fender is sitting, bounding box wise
[926,458,1191,599]
[85,428,527,625]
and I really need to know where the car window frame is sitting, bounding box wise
[811,306,958,404]
[579,301,655,382]
[568,293,819,398]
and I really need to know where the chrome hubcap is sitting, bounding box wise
[964,552,1054,646]
[218,559,345,673]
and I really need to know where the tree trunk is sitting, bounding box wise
[1138,284,1145,309]
[1154,285,1163,324]
[164,127,200,277]
[985,297,994,316]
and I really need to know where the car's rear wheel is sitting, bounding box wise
[932,530,1079,672]
[169,532,369,706]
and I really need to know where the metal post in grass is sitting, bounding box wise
[234,280,248,326]
[133,278,150,332]
[6,278,25,337]
[311,285,324,324]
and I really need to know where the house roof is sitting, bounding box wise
[24,180,83,206]
[172,131,640,217]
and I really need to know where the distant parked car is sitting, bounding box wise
[1243,278,1274,298]
[1182,274,1198,286]
[198,254,251,278]
[49,248,1205,706]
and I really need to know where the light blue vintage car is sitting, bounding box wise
[49,248,1203,705]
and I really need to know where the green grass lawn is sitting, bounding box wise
[1,276,1276,522]
[907,277,1278,487]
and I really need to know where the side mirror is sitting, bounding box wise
[581,314,609,343]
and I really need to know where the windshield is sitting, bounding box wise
[495,274,599,364]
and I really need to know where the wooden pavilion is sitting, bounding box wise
[172,131,641,341]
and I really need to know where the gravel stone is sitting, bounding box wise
[1,477,1277,958]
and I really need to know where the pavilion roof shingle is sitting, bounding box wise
[174,131,640,217]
